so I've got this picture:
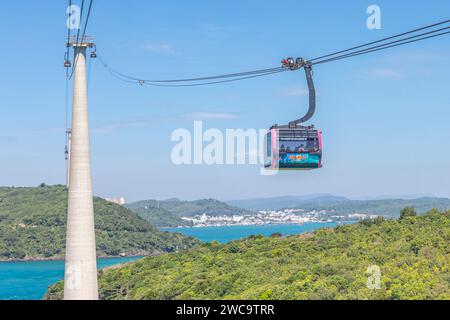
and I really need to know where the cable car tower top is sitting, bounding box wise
[67,35,95,48]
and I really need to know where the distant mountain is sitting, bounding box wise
[354,194,436,201]
[227,194,349,210]
[299,197,450,217]
[126,198,256,227]
[0,185,200,261]
[228,194,450,218]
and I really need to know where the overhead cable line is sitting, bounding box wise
[65,0,72,160]
[65,0,72,76]
[309,19,450,62]
[74,0,85,47]
[141,70,288,87]
[98,55,284,83]
[80,0,93,45]
[98,19,450,87]
[68,0,85,80]
[103,60,287,87]
[312,25,450,66]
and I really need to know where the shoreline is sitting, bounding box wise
[3,222,357,262]
[161,220,346,230]
[0,254,148,264]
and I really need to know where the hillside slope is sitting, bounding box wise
[126,206,189,228]
[0,185,200,261]
[46,210,450,300]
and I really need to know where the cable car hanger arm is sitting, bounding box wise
[282,58,316,128]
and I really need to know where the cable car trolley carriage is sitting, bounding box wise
[265,58,323,170]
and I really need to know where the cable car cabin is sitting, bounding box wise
[264,58,322,170]
[265,125,322,170]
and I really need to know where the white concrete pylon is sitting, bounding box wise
[64,44,98,300]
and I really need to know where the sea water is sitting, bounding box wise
[165,221,341,243]
[0,256,141,300]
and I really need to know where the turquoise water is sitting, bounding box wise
[0,256,142,300]
[165,221,342,243]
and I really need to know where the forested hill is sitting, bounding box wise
[46,210,450,300]
[0,185,200,261]
[227,194,349,210]
[298,198,450,217]
[126,198,255,227]
[125,206,189,228]
[228,195,450,216]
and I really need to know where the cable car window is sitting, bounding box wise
[279,139,318,153]
[306,138,319,149]
[266,133,271,157]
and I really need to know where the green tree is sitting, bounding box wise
[400,206,417,220]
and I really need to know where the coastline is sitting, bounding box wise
[0,253,150,263]
[160,220,349,230]
[3,222,356,262]
[162,221,356,244]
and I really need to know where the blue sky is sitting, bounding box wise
[0,1,449,201]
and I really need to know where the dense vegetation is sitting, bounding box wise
[128,207,190,228]
[126,198,255,227]
[228,195,450,217]
[0,185,200,261]
[299,198,450,217]
[46,210,450,300]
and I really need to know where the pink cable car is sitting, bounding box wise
[265,58,323,170]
